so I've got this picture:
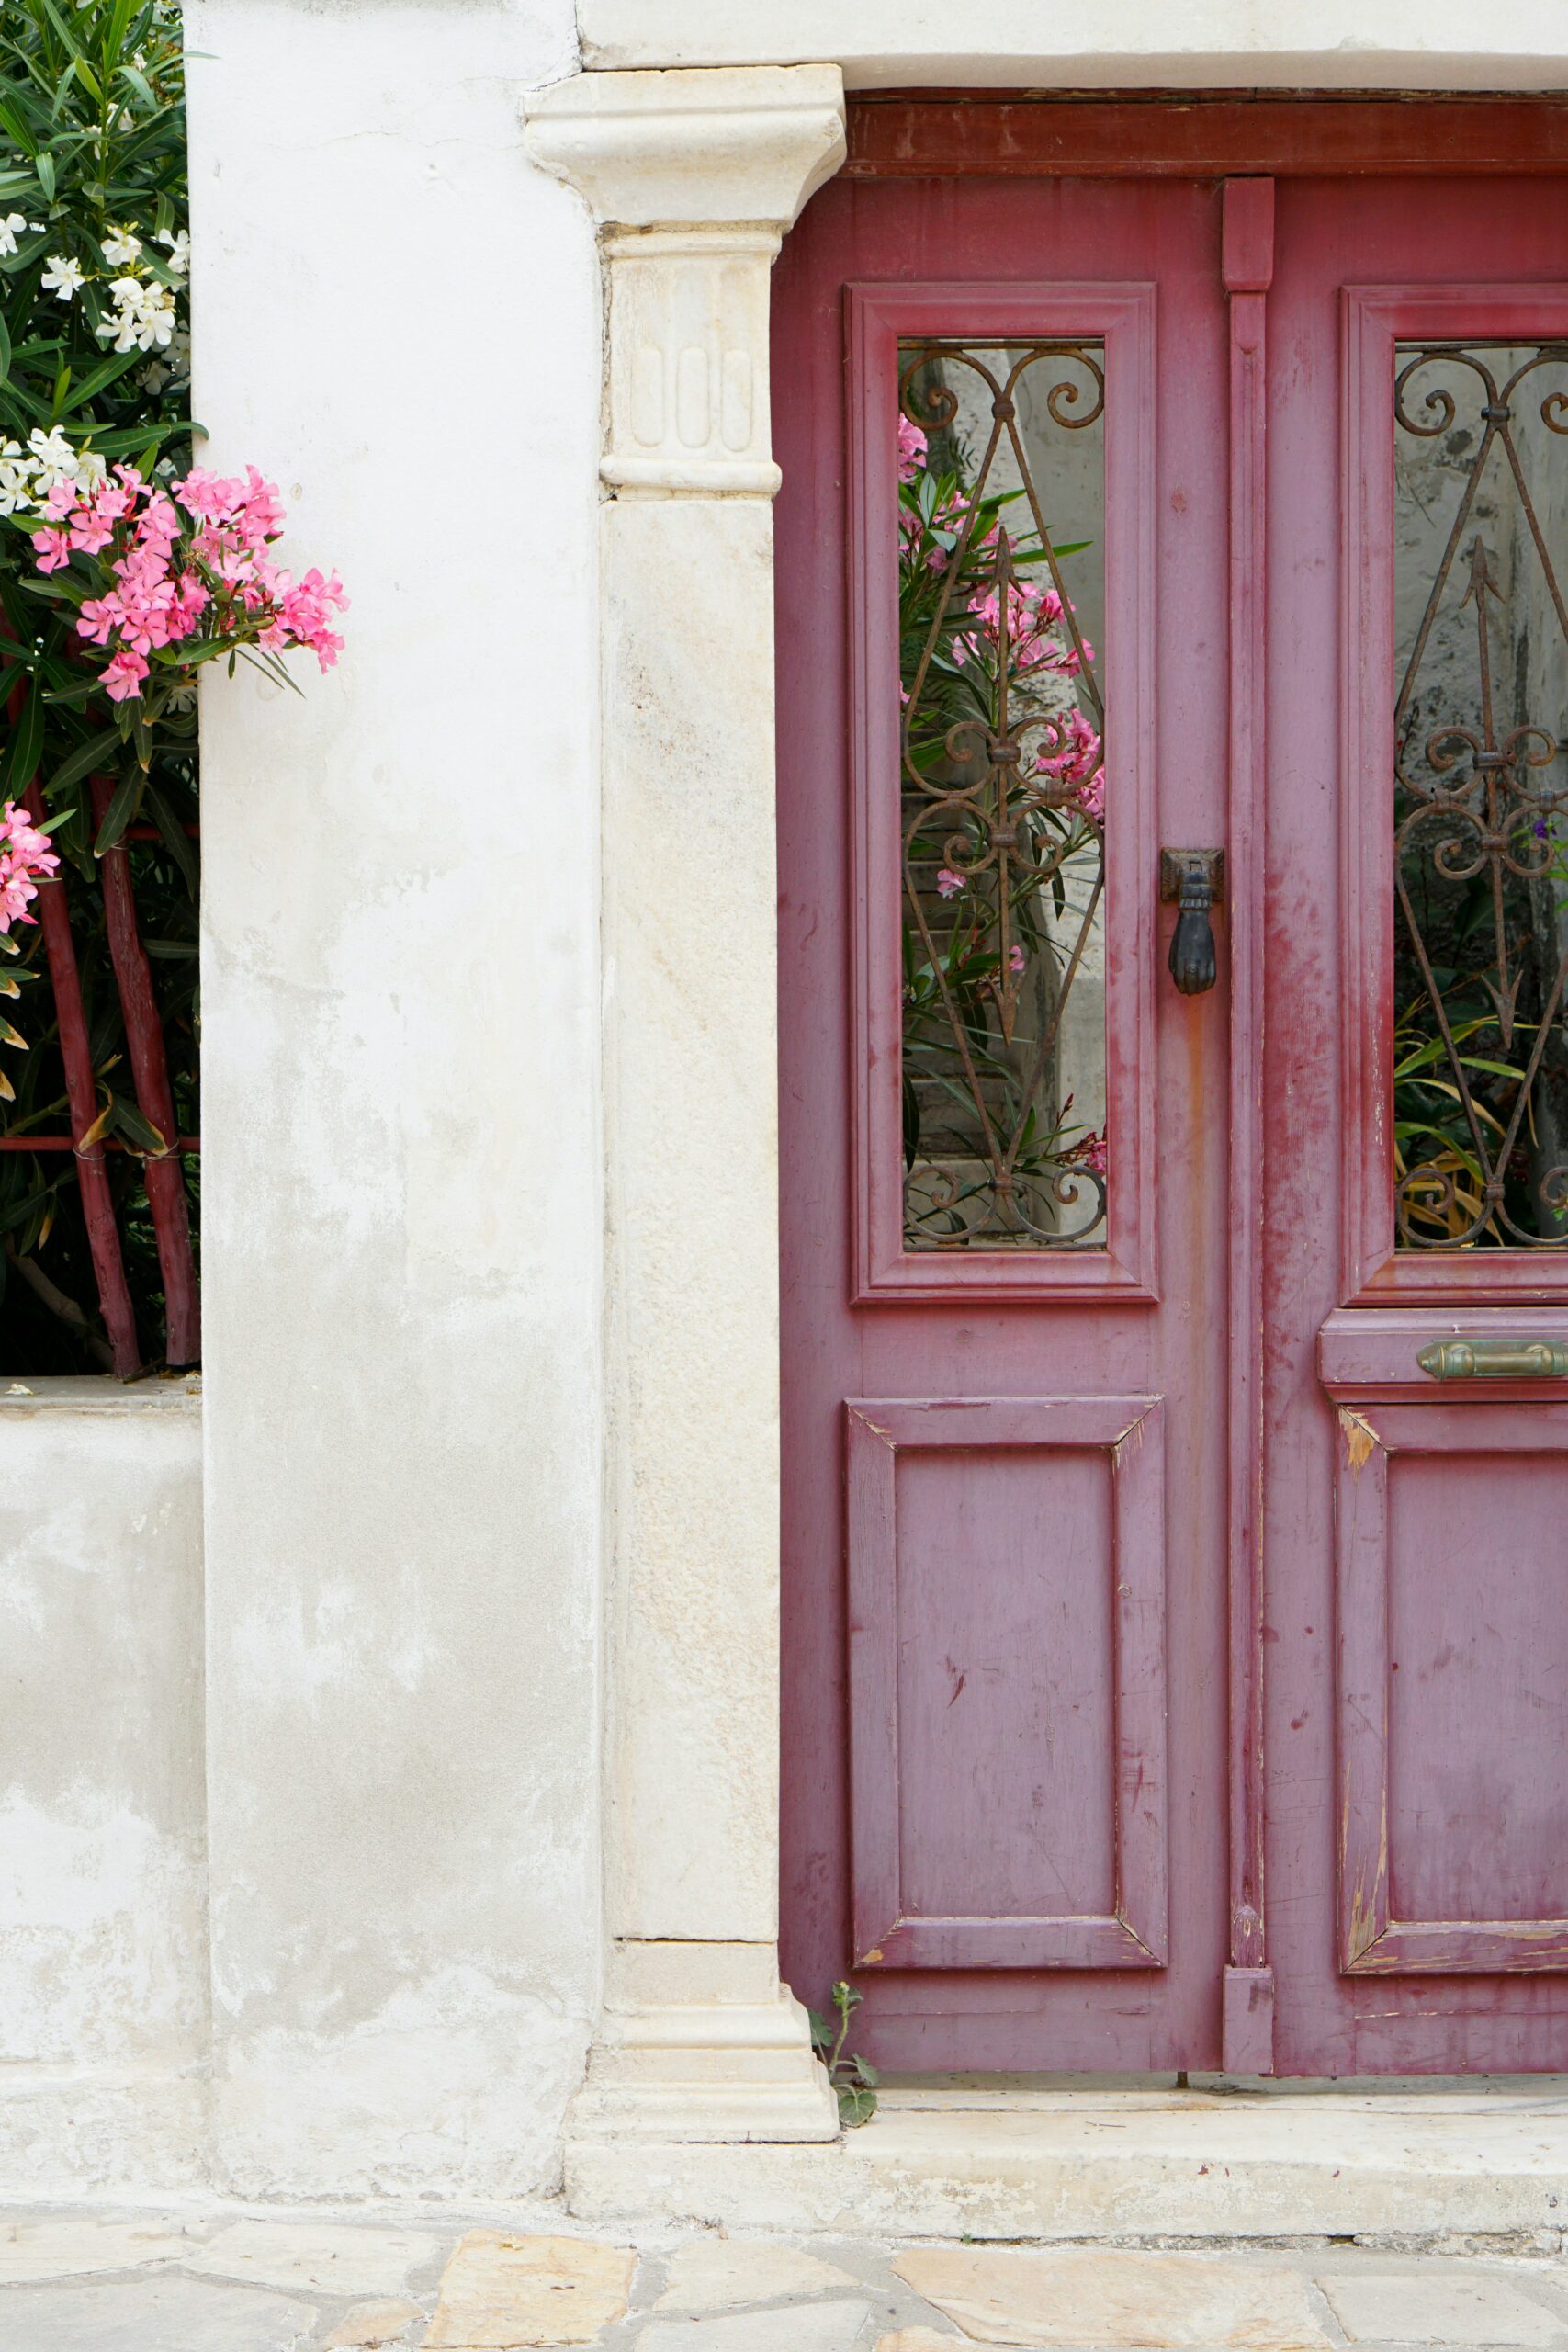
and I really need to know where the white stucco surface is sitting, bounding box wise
[579,0,1568,89]
[185,0,604,2196]
[13,0,1568,2211]
[0,1381,206,2192]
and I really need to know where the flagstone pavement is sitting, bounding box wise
[0,2203,1565,2351]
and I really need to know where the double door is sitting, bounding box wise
[775,145,1568,2073]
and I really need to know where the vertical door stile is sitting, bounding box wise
[1221,176,1276,2075]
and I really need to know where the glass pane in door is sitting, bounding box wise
[897,340,1108,1250]
[1393,341,1568,1247]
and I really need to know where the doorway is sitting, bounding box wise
[775,104,1568,2075]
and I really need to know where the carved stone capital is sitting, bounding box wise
[525,66,846,495]
[524,64,846,234]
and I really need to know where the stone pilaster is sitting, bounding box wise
[525,63,845,2146]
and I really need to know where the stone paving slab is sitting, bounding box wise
[321,2300,424,2348]
[0,2203,1566,2351]
[423,2231,636,2348]
[637,2301,874,2351]
[0,2215,197,2281]
[1322,2271,1568,2346]
[187,2221,444,2300]
[651,2237,861,2312]
[894,2246,1334,2348]
[0,2272,317,2351]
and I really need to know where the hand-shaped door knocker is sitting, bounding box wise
[1160,848,1224,997]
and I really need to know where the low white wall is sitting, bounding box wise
[0,1381,207,2194]
[186,0,605,2197]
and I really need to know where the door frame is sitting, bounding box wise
[532,79,1568,2154]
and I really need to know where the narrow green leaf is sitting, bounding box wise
[109,1095,166,1153]
[92,763,142,854]
[0,683,44,796]
[44,724,120,800]
[142,778,197,896]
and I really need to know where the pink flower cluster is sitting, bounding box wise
[1034,706,1105,825]
[958,574,1093,682]
[31,462,346,704]
[897,414,928,483]
[0,798,58,934]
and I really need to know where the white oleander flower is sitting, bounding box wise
[0,214,30,257]
[26,426,78,491]
[39,254,85,300]
[0,442,36,515]
[102,226,142,266]
[156,227,189,276]
[97,274,176,352]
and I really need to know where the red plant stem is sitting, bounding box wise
[89,773,199,1364]
[13,756,141,1377]
[0,1134,199,1152]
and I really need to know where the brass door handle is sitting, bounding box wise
[1417,1338,1568,1380]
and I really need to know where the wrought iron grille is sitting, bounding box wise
[897,340,1108,1250]
[1393,343,1568,1248]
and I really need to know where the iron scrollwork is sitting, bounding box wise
[897,340,1109,1251]
[1393,343,1568,1248]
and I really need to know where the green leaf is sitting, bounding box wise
[91,762,142,854]
[108,1094,166,1153]
[34,151,54,203]
[52,342,141,413]
[141,777,197,895]
[43,724,119,799]
[0,682,44,795]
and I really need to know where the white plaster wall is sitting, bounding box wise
[0,1382,207,2193]
[579,0,1568,88]
[186,0,604,2197]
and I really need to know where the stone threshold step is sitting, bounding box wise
[565,2082,1568,2242]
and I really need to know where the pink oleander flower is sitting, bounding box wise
[1073,1125,1109,1178]
[0,799,59,933]
[897,413,929,483]
[69,507,115,555]
[935,868,967,898]
[102,647,151,701]
[1009,943,1026,973]
[28,456,347,707]
[1034,707,1105,824]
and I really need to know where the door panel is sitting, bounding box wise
[846,1396,1166,1973]
[1337,1404,1568,1975]
[776,175,1228,2074]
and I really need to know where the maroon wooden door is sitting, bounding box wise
[776,138,1568,2075]
[1267,173,1568,2073]
[775,174,1235,2073]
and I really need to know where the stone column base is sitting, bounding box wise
[567,1941,840,2144]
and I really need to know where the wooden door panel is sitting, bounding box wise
[847,1396,1166,1971]
[1337,1403,1568,1973]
